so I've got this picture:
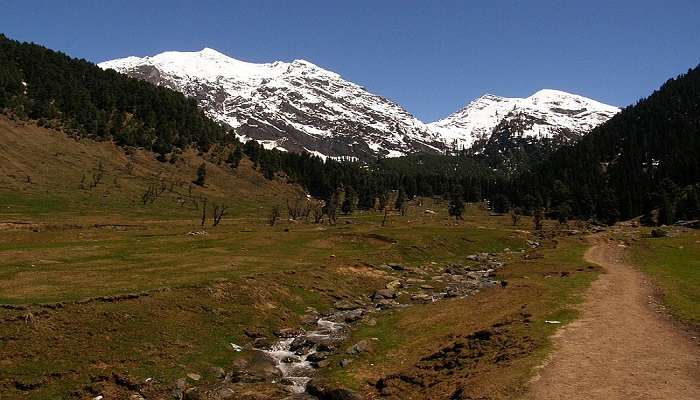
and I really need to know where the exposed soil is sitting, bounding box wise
[530,237,700,399]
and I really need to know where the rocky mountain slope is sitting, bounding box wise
[99,48,444,161]
[427,90,620,152]
[100,49,619,161]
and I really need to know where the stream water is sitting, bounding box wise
[260,318,347,393]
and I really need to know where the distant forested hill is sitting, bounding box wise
[0,34,229,152]
[510,65,700,224]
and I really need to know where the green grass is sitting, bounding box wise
[631,230,700,326]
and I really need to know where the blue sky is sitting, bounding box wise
[2,1,699,121]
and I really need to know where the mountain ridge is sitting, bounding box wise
[99,48,620,161]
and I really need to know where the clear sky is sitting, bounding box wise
[2,1,699,121]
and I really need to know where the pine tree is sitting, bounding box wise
[448,185,465,220]
[227,146,243,169]
[342,186,358,215]
[395,187,406,211]
[193,163,207,186]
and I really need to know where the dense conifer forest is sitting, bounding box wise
[508,65,700,224]
[1,34,698,224]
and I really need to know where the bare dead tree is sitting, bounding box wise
[269,205,280,226]
[286,194,313,221]
[201,197,208,228]
[381,207,389,227]
[212,204,228,226]
[311,201,324,224]
[89,160,105,190]
[141,178,168,205]
[511,207,522,226]
[287,198,299,220]
[378,192,389,211]
[533,207,544,231]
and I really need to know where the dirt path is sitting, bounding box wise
[529,237,700,399]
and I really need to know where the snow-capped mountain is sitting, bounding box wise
[99,48,619,161]
[427,90,620,152]
[99,48,444,160]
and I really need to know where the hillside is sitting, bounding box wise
[511,65,700,224]
[0,115,298,223]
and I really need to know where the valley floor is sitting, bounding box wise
[1,117,698,399]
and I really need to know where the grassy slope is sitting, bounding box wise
[630,229,700,327]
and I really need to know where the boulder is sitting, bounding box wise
[230,350,282,383]
[289,336,313,354]
[341,309,364,323]
[371,289,396,300]
[306,378,362,400]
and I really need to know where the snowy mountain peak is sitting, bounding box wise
[427,89,620,150]
[100,48,619,160]
[99,49,440,160]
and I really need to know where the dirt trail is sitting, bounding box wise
[530,237,700,399]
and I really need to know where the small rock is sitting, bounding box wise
[307,352,329,362]
[334,300,360,311]
[651,228,668,238]
[375,299,399,309]
[274,328,302,338]
[387,263,405,271]
[252,337,275,350]
[385,280,402,291]
[347,339,372,355]
[342,309,364,323]
[209,367,226,380]
[244,327,266,338]
[339,358,353,367]
[187,373,201,381]
[410,293,432,302]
